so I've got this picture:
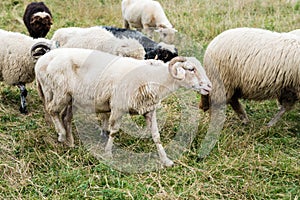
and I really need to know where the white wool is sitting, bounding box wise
[289,29,300,37]
[33,11,51,18]
[0,29,56,85]
[122,0,176,43]
[51,27,145,60]
[201,27,300,126]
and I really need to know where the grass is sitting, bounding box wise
[0,0,300,199]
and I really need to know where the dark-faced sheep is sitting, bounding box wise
[23,2,53,38]
[102,26,178,62]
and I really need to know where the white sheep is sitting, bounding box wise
[200,27,300,127]
[35,48,212,167]
[121,0,177,43]
[0,29,57,113]
[51,26,145,60]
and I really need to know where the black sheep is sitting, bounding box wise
[102,26,178,62]
[23,2,53,38]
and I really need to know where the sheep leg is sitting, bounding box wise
[98,113,110,138]
[147,110,174,167]
[267,106,286,127]
[104,111,123,157]
[61,104,74,147]
[267,90,297,127]
[47,92,72,145]
[17,84,28,114]
[228,97,249,124]
[144,112,152,130]
[50,113,67,144]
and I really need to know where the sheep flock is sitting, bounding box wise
[0,0,299,167]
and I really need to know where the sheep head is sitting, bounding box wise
[154,42,178,62]
[168,56,212,95]
[155,27,177,44]
[30,12,53,38]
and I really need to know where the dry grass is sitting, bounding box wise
[0,0,300,199]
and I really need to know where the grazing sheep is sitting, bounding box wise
[200,27,300,127]
[121,0,177,43]
[34,48,212,167]
[51,26,145,59]
[102,26,178,62]
[0,29,57,113]
[23,2,53,38]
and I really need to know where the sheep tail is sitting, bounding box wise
[36,79,45,104]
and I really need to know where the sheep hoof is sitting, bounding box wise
[266,122,274,127]
[19,106,28,114]
[58,133,66,143]
[162,158,174,167]
[65,138,75,147]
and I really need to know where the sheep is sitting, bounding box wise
[101,26,178,62]
[51,26,145,60]
[121,0,177,44]
[200,27,300,127]
[0,29,58,113]
[34,48,212,167]
[23,2,53,38]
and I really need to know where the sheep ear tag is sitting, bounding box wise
[174,67,186,80]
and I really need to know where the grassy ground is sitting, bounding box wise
[0,0,300,199]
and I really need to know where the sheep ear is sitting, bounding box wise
[49,17,53,25]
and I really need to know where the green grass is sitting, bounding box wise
[1,0,300,199]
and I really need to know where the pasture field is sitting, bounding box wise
[0,0,299,199]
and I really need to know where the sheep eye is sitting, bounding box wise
[188,68,195,72]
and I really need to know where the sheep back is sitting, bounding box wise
[51,27,145,60]
[35,48,170,115]
[204,27,300,102]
